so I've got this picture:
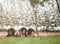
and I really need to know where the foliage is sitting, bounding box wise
[29,0,39,7]
[0,0,59,31]
[29,0,49,7]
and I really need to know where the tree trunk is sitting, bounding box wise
[34,10,39,36]
[56,0,60,13]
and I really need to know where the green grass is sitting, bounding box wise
[0,36,60,44]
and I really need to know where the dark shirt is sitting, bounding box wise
[7,34,15,37]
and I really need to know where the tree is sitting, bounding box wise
[29,0,39,36]
[29,0,50,36]
[56,0,60,13]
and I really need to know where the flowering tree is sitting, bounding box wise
[0,0,60,31]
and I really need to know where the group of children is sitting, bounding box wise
[7,27,37,37]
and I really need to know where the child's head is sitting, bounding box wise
[20,27,27,35]
[28,28,36,37]
[8,28,15,35]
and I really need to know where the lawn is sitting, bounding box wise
[0,36,60,44]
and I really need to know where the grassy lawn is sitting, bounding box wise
[0,36,60,44]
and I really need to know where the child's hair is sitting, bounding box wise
[20,27,27,33]
[8,28,15,35]
[28,28,35,35]
[20,27,27,37]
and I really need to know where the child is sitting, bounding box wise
[7,28,15,37]
[28,28,37,37]
[20,27,27,37]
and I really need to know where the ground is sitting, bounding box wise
[0,32,60,36]
[0,36,60,44]
[0,32,60,44]
[39,32,60,36]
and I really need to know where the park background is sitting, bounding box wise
[0,0,60,44]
